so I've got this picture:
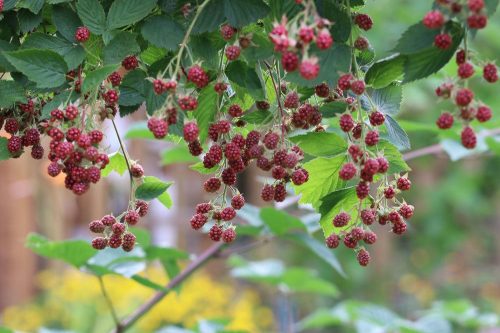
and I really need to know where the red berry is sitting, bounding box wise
[31,145,44,159]
[101,215,116,227]
[435,82,454,98]
[147,117,168,139]
[356,181,370,199]
[339,162,357,181]
[325,234,340,249]
[397,177,412,191]
[343,234,358,249]
[204,177,221,192]
[377,157,389,173]
[75,26,90,42]
[315,83,330,98]
[108,72,122,87]
[216,120,231,134]
[263,132,280,150]
[65,105,79,120]
[355,14,373,31]
[108,234,122,249]
[183,122,199,143]
[281,51,299,72]
[361,209,376,225]
[220,24,236,40]
[231,194,245,210]
[209,224,223,241]
[365,130,379,146]
[190,213,208,230]
[7,136,22,153]
[357,249,371,266]
[384,186,396,199]
[461,126,477,149]
[369,111,385,126]
[214,82,228,94]
[351,227,365,241]
[392,220,407,235]
[122,233,136,252]
[316,29,333,49]
[125,211,140,225]
[458,62,475,79]
[225,45,241,61]
[89,220,105,233]
[188,140,203,156]
[483,63,498,83]
[338,74,353,91]
[178,95,198,111]
[423,10,444,29]
[273,183,287,202]
[292,169,308,185]
[92,237,108,250]
[135,200,149,217]
[298,25,315,43]
[434,33,452,49]
[112,223,126,235]
[467,14,488,29]
[362,158,380,176]
[363,231,377,244]
[436,112,454,129]
[221,207,236,221]
[455,88,474,106]
[354,36,369,50]
[221,168,236,185]
[228,104,243,117]
[187,65,209,89]
[299,58,320,80]
[339,114,355,132]
[333,212,351,228]
[122,55,139,70]
[350,80,365,95]
[468,0,484,12]
[222,228,237,243]
[456,49,466,64]
[476,105,492,122]
[4,118,19,134]
[131,164,144,178]
[399,203,414,219]
[261,184,275,201]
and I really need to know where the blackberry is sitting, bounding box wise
[325,234,340,249]
[333,212,351,228]
[261,184,275,201]
[436,112,454,129]
[209,225,223,241]
[221,168,236,185]
[355,14,373,31]
[363,231,377,245]
[365,130,379,146]
[222,228,237,243]
[124,211,140,225]
[273,183,287,202]
[361,209,376,225]
[299,58,320,80]
[122,233,136,252]
[397,177,411,191]
[423,10,444,29]
[112,223,126,235]
[135,200,149,217]
[196,203,213,214]
[221,207,236,221]
[183,122,199,143]
[339,162,357,181]
[204,177,221,192]
[357,249,371,266]
[122,55,139,70]
[131,164,144,178]
[356,181,370,199]
[92,237,108,250]
[190,213,208,230]
[108,234,123,249]
[281,51,299,72]
[399,203,414,219]
[231,194,245,210]
[89,220,105,233]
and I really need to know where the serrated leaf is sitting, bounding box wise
[0,41,18,72]
[393,22,442,54]
[26,233,97,267]
[241,110,273,124]
[103,31,140,65]
[101,151,128,177]
[260,207,307,235]
[223,0,270,28]
[320,101,348,117]
[319,187,359,237]
[18,9,42,33]
[316,1,351,43]
[289,132,347,157]
[194,83,219,142]
[52,5,83,43]
[76,0,106,35]
[485,0,500,15]
[0,137,11,161]
[365,54,405,89]
[0,80,26,108]
[287,44,351,88]
[375,140,411,173]
[192,0,225,34]
[119,69,147,106]
[385,115,411,151]
[226,61,265,100]
[190,33,225,69]
[107,0,157,30]
[82,64,118,93]
[242,32,274,65]
[361,84,402,116]
[17,0,44,14]
[145,81,167,115]
[293,155,347,208]
[4,49,68,88]
[357,46,375,66]
[142,15,185,51]
[136,176,172,201]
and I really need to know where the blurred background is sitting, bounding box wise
[1,0,500,332]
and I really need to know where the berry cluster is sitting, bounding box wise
[89,198,149,251]
[423,0,489,50]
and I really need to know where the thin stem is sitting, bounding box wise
[111,118,134,203]
[98,276,121,327]
[264,61,286,144]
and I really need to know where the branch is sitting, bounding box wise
[113,242,225,333]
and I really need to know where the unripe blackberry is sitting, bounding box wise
[108,71,122,87]
[87,166,101,183]
[147,117,168,139]
[461,126,477,149]
[281,51,299,72]
[316,29,333,49]
[339,114,355,132]
[190,213,208,230]
[434,33,452,49]
[89,130,103,144]
[377,157,389,173]
[369,111,385,126]
[363,231,377,245]
[384,186,396,199]
[467,14,487,29]
[354,14,373,31]
[89,220,105,233]
[388,211,402,224]
[209,225,223,241]
[257,156,272,171]
[131,164,144,178]
[225,45,241,61]
[187,65,209,88]
[325,234,340,249]
[212,211,222,221]
[122,55,139,70]
[221,207,236,221]
[456,49,466,64]
[256,101,270,111]
[261,184,275,201]
[231,134,246,150]
[220,24,236,40]
[124,210,140,225]
[92,237,108,250]
[378,214,389,225]
[292,169,308,185]
[361,209,376,225]
[228,104,243,118]
[196,203,212,214]
[183,122,199,143]
[65,105,79,120]
[351,227,365,241]
[231,194,245,210]
[47,162,61,177]
[31,145,44,159]
[204,177,221,192]
[350,80,365,95]
[75,26,90,42]
[436,112,454,129]
[315,83,330,98]
[422,10,444,29]
[299,58,320,80]
[399,203,414,219]
[476,105,492,122]
[178,95,198,111]
[188,140,203,156]
[216,120,231,134]
[23,128,40,146]
[348,144,363,161]
[284,92,300,109]
[468,0,484,12]
[338,73,353,91]
[222,228,237,243]
[122,233,136,252]
[363,158,380,176]
[214,82,228,94]
[274,183,287,202]
[343,234,357,249]
[135,200,149,217]
[108,234,122,249]
[356,181,370,199]
[435,82,454,98]
[283,153,298,169]
[397,177,411,191]
[365,130,379,146]
[112,223,126,235]
[221,168,236,185]
[224,142,241,161]
[458,62,475,79]
[7,136,22,153]
[339,162,357,181]
[273,149,288,167]
[246,130,261,148]
[333,212,351,228]
[392,220,407,235]
[352,124,362,140]
[263,132,280,150]
[354,36,369,50]
[357,248,371,266]
[483,63,498,83]
[298,25,315,43]
[272,166,287,180]
[229,158,245,173]
[66,127,81,142]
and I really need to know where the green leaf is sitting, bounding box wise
[289,132,347,157]
[142,15,185,51]
[375,140,411,174]
[242,32,274,65]
[17,0,44,14]
[0,80,26,108]
[485,0,500,15]
[157,191,173,209]
[145,81,167,115]
[0,137,11,161]
[362,84,402,116]
[194,83,219,142]
[241,110,273,124]
[103,31,140,65]
[0,41,18,72]
[365,54,405,89]
[82,64,119,93]
[41,90,80,119]
[161,145,199,165]
[26,233,97,267]
[52,5,83,42]
[76,0,106,35]
[189,162,218,175]
[4,49,68,88]
[259,207,307,235]
[190,33,225,69]
[125,121,155,139]
[319,187,359,237]
[316,1,351,43]
[320,101,348,118]
[87,247,146,277]
[287,44,351,88]
[146,246,189,261]
[357,45,375,66]
[385,115,411,151]
[136,176,172,201]
[393,22,442,54]
[18,9,43,33]
[107,0,157,30]
[223,0,270,27]
[293,155,347,208]
[119,69,147,106]
[192,0,225,34]
[101,151,128,177]
[225,61,265,100]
